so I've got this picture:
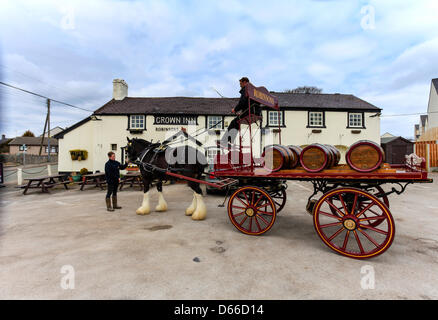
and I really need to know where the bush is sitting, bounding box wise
[79,168,88,175]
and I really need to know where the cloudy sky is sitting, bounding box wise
[0,0,437,139]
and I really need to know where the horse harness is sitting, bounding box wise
[135,144,195,175]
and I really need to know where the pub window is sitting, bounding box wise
[348,113,363,128]
[19,145,28,151]
[45,146,57,153]
[206,148,220,164]
[207,116,223,129]
[268,111,283,126]
[130,115,145,129]
[111,144,117,151]
[308,111,324,127]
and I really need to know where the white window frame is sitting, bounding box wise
[309,111,324,127]
[206,148,220,164]
[45,146,57,153]
[207,116,223,130]
[130,115,145,130]
[19,145,28,151]
[268,111,283,126]
[348,113,363,128]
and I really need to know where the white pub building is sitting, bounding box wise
[55,79,381,174]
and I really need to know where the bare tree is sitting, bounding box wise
[284,86,323,94]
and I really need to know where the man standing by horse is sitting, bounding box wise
[105,151,128,211]
[218,77,261,148]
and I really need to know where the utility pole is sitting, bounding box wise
[39,111,49,156]
[47,99,51,162]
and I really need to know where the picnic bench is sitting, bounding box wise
[119,171,143,190]
[22,174,70,195]
[79,172,106,191]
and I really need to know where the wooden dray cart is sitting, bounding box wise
[207,83,433,259]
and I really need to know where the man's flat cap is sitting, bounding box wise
[239,77,249,82]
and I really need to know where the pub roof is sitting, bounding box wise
[93,93,380,116]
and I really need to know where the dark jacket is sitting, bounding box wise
[105,160,128,184]
[234,86,261,114]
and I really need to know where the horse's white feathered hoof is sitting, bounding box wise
[191,193,206,220]
[136,206,150,215]
[155,192,168,212]
[137,192,150,215]
[185,192,197,216]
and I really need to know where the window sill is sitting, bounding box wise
[347,126,366,129]
[128,129,145,134]
[265,124,286,128]
[306,125,326,129]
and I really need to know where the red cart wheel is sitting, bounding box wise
[228,186,277,235]
[269,188,287,214]
[313,187,395,259]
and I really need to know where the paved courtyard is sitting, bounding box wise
[0,175,437,299]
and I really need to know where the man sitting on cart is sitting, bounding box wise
[218,77,261,149]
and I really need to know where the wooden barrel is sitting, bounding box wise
[287,145,302,168]
[263,144,295,171]
[324,144,341,166]
[346,140,385,172]
[300,144,333,172]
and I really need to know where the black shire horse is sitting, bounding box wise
[125,137,208,220]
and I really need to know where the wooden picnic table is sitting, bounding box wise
[79,172,106,191]
[119,171,143,190]
[22,174,70,195]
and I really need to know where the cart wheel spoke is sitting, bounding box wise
[353,230,365,254]
[359,224,388,235]
[256,203,270,209]
[320,222,343,229]
[319,210,342,221]
[328,227,345,242]
[254,216,262,232]
[257,210,274,215]
[325,199,345,217]
[342,231,350,251]
[358,228,380,247]
[256,213,270,226]
[359,216,386,222]
[252,197,261,208]
[233,210,246,218]
[351,193,358,215]
[338,193,349,214]
[242,191,250,205]
[356,202,375,218]
[236,195,249,207]
[239,215,248,227]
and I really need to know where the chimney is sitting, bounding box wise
[112,79,128,100]
[1,134,5,140]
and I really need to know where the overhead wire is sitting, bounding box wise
[0,81,94,112]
